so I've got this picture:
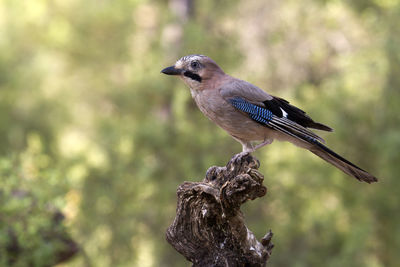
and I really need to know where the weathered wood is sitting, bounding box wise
[166,152,274,267]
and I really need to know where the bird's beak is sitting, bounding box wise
[161,66,183,75]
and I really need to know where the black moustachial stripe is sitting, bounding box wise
[184,71,202,82]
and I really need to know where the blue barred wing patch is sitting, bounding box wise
[229,97,273,124]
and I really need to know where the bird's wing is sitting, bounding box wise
[226,96,327,143]
[219,80,332,131]
[263,96,332,131]
[219,80,331,143]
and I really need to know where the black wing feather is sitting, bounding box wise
[229,97,326,143]
[263,96,333,132]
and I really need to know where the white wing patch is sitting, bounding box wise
[280,107,288,118]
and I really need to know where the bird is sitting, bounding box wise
[161,54,378,183]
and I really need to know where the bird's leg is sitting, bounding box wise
[241,139,273,153]
[241,142,254,153]
[252,139,273,152]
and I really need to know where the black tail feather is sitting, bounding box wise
[271,120,378,183]
[309,122,333,132]
[309,141,378,183]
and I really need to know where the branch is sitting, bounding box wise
[166,152,274,267]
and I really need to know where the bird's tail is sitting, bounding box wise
[308,142,378,183]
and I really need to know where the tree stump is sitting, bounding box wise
[166,152,274,267]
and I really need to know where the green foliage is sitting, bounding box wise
[0,156,75,266]
[0,0,399,266]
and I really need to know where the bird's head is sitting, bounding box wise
[161,55,225,90]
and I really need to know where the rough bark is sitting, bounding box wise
[166,152,274,267]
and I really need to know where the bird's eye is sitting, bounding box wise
[191,61,200,69]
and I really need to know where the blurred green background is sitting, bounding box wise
[0,0,399,266]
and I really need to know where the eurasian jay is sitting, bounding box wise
[161,54,377,183]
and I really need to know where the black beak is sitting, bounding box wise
[161,66,183,75]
